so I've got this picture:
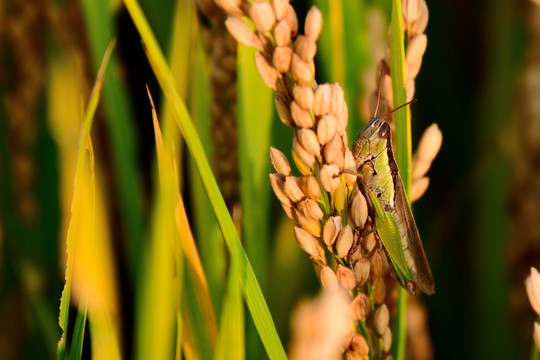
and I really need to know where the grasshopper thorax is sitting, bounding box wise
[352,117,391,165]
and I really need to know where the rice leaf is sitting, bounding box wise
[177,195,219,359]
[69,303,87,360]
[73,140,122,360]
[237,43,273,358]
[237,43,273,282]
[161,0,196,156]
[389,0,412,194]
[214,261,245,360]
[57,41,114,360]
[389,1,411,359]
[139,0,175,54]
[80,0,145,280]
[136,90,177,359]
[150,89,185,360]
[188,22,226,318]
[148,87,218,360]
[165,0,226,322]
[122,1,286,357]
[154,4,196,355]
[182,267,216,360]
[72,98,122,360]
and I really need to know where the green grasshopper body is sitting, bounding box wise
[352,117,435,295]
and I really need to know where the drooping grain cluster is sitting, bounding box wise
[195,0,240,210]
[217,0,394,358]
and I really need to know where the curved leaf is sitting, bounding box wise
[57,41,115,360]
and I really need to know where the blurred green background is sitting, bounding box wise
[0,0,538,359]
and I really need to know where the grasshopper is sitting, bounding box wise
[351,103,435,295]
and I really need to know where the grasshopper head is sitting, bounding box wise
[352,117,391,164]
[353,99,415,165]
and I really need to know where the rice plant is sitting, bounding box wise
[0,0,538,359]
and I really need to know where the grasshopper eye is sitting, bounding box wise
[378,122,390,139]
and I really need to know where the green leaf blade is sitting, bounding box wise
[237,42,273,359]
[214,261,245,360]
[189,38,227,317]
[80,0,146,281]
[68,304,88,360]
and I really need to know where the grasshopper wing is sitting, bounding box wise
[392,175,435,294]
[367,188,412,288]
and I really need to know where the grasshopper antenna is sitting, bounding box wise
[373,62,386,119]
[380,98,418,121]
